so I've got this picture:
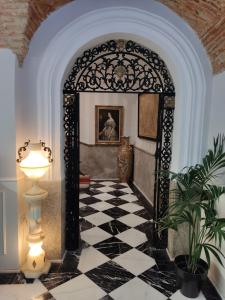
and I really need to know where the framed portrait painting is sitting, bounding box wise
[95,105,124,145]
[138,93,159,141]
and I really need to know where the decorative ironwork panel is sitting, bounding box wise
[63,93,80,250]
[64,40,174,93]
[156,95,175,246]
[63,40,175,251]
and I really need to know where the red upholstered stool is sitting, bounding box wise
[79,175,91,189]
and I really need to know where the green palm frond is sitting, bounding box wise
[158,134,225,272]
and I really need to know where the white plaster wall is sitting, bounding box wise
[0,49,17,178]
[0,49,19,270]
[80,92,156,153]
[207,71,225,299]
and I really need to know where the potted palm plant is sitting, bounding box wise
[159,135,225,298]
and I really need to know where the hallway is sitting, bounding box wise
[0,181,221,299]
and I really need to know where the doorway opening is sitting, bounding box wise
[63,40,175,250]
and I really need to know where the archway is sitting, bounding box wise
[63,39,175,249]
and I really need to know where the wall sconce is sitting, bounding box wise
[17,140,53,279]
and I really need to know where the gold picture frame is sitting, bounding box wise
[95,105,124,145]
[138,93,159,141]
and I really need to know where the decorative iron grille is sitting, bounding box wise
[64,40,174,94]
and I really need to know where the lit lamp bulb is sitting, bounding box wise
[17,141,52,278]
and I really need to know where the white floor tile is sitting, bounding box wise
[93,193,115,201]
[118,213,147,227]
[171,290,206,299]
[79,193,90,200]
[97,186,115,193]
[120,187,134,194]
[81,227,112,245]
[110,277,167,300]
[50,274,106,300]
[0,281,47,300]
[119,203,143,213]
[79,202,86,208]
[100,181,117,186]
[78,246,109,273]
[84,212,113,226]
[116,228,147,247]
[119,183,129,187]
[113,248,155,275]
[119,194,138,202]
[89,201,114,211]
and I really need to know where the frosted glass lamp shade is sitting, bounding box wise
[19,143,50,179]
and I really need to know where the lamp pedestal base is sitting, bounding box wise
[21,259,51,279]
[21,185,51,279]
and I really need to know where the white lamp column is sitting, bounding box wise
[17,141,53,278]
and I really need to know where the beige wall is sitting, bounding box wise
[133,147,155,206]
[80,143,119,179]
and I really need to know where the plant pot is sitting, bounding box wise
[174,255,208,298]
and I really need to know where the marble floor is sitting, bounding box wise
[0,181,222,300]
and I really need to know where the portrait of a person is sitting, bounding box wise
[99,112,118,141]
[96,106,123,145]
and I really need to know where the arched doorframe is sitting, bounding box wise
[33,1,212,250]
[63,39,175,249]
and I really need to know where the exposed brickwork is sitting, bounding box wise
[160,0,225,73]
[0,0,70,63]
[0,0,225,73]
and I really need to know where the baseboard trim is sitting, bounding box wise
[208,266,225,299]
[0,269,20,273]
[131,181,154,216]
[92,178,119,181]
[132,181,153,206]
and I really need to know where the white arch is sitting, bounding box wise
[26,0,212,182]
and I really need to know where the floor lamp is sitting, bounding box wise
[17,140,53,278]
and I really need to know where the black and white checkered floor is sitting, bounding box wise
[0,181,222,300]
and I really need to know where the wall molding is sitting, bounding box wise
[80,141,119,148]
[0,177,23,182]
[0,191,6,256]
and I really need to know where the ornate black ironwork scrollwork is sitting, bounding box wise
[64,40,174,94]
[158,96,175,246]
[40,141,53,163]
[16,140,30,163]
[63,94,80,250]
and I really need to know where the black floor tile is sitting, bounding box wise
[93,236,132,259]
[104,207,129,219]
[106,198,128,206]
[80,218,95,232]
[99,295,114,300]
[40,271,81,290]
[139,264,177,298]
[134,209,152,220]
[86,261,135,293]
[99,220,130,235]
[0,273,25,284]
[108,190,127,197]
[80,197,101,205]
[109,184,128,189]
[79,206,98,217]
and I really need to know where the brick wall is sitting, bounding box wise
[0,0,224,73]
